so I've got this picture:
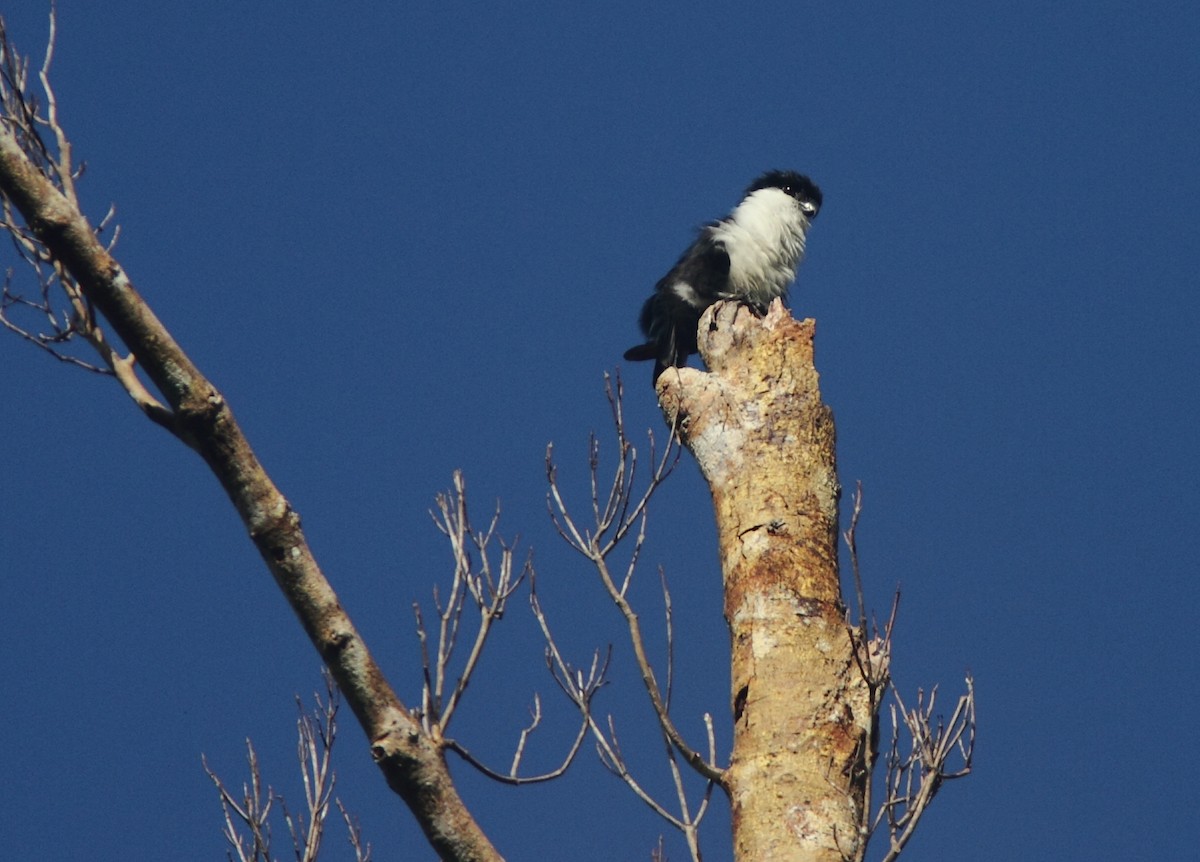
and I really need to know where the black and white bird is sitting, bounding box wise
[623,170,822,378]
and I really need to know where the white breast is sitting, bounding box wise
[710,187,810,304]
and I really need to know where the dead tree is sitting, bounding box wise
[540,309,973,862]
[545,305,879,861]
[655,301,870,860]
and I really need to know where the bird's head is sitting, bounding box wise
[746,170,822,219]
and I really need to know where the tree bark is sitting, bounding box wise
[658,301,871,862]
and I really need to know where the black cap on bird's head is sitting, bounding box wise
[746,170,822,218]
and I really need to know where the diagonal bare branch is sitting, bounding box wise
[0,19,499,861]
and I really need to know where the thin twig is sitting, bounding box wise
[538,373,720,859]
[422,475,594,785]
[203,675,355,862]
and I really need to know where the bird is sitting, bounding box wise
[623,170,822,379]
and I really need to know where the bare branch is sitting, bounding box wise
[0,9,161,413]
[841,483,891,858]
[845,481,869,637]
[435,578,610,784]
[510,692,545,774]
[592,712,686,828]
[203,743,274,862]
[421,476,599,786]
[204,677,369,862]
[660,567,675,710]
[547,374,680,561]
[444,701,591,787]
[0,21,500,860]
[337,799,372,862]
[873,676,976,862]
[839,486,977,862]
[419,471,528,735]
[38,6,76,205]
[544,378,718,788]
[537,389,720,859]
[280,676,339,862]
[413,601,435,727]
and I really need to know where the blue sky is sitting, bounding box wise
[2,2,1198,859]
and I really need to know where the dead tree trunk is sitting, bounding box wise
[658,300,871,862]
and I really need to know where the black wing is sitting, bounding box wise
[624,232,732,371]
[661,232,731,306]
[651,234,731,362]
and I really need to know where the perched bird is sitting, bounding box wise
[623,170,822,378]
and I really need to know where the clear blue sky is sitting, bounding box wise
[3,2,1198,859]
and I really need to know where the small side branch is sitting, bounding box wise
[540,374,718,861]
[545,375,719,784]
[203,673,356,862]
[0,12,172,427]
[279,679,339,862]
[419,471,528,735]
[876,678,976,862]
[842,483,894,856]
[842,485,977,862]
[445,650,596,785]
[203,742,274,862]
[533,580,716,861]
[336,800,372,862]
[421,472,595,784]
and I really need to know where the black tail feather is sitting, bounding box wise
[622,342,658,362]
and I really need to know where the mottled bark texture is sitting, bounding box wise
[658,301,871,862]
[0,125,503,862]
